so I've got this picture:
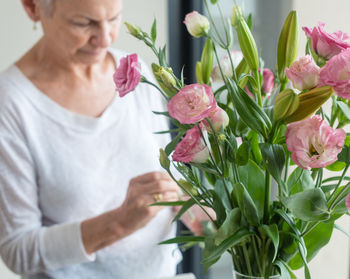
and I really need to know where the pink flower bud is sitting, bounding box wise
[172,126,210,163]
[168,84,217,124]
[286,115,346,170]
[184,11,210,38]
[203,106,229,133]
[318,49,350,99]
[285,55,320,91]
[262,68,275,94]
[303,22,350,60]
[113,54,141,97]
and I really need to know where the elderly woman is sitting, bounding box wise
[0,0,185,278]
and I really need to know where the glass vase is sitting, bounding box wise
[233,270,281,279]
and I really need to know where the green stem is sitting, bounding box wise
[252,236,263,276]
[141,78,169,101]
[284,153,290,183]
[253,69,263,107]
[328,165,350,208]
[330,181,350,211]
[242,243,253,277]
[226,48,238,82]
[280,81,287,92]
[301,221,319,237]
[167,171,217,228]
[263,171,271,224]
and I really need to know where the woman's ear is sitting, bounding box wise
[21,0,41,22]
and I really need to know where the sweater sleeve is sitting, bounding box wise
[0,134,95,275]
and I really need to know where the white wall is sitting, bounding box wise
[0,0,168,71]
[0,1,167,278]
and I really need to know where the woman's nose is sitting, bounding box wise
[91,23,112,48]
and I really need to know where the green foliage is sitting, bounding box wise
[126,6,350,278]
[283,189,329,221]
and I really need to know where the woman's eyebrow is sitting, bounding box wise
[72,11,122,22]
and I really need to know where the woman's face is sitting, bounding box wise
[39,0,122,65]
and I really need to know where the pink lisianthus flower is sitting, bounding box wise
[303,22,350,60]
[211,50,243,82]
[285,55,320,91]
[172,126,210,163]
[286,115,346,170]
[318,49,350,99]
[113,53,141,97]
[168,84,217,124]
[262,68,275,94]
[203,106,229,133]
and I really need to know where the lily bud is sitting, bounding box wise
[235,16,259,71]
[277,11,299,84]
[200,38,214,84]
[178,179,198,196]
[159,148,170,170]
[152,64,176,97]
[231,5,244,28]
[156,67,176,88]
[124,22,143,39]
[274,89,299,121]
[184,11,210,38]
[284,86,333,123]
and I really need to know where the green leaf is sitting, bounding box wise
[260,143,285,184]
[236,141,250,166]
[275,260,297,279]
[226,78,271,138]
[210,0,218,4]
[287,167,314,195]
[338,145,350,165]
[260,224,279,262]
[159,235,205,245]
[150,201,185,207]
[154,128,180,134]
[172,198,196,222]
[289,222,334,270]
[274,209,310,279]
[150,19,157,43]
[214,179,233,211]
[326,161,346,171]
[202,229,253,264]
[214,208,241,245]
[202,237,220,272]
[283,188,329,221]
[247,131,262,164]
[152,110,170,117]
[233,182,260,226]
[337,101,350,120]
[238,160,265,220]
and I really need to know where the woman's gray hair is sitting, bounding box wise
[38,0,56,15]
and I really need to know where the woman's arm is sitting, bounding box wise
[81,171,179,254]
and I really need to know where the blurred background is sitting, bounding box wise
[0,0,349,278]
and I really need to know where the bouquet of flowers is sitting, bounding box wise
[114,1,350,278]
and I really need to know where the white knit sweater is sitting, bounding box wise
[0,49,181,279]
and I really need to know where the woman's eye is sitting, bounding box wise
[72,21,91,27]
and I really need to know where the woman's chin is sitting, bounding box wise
[76,49,108,64]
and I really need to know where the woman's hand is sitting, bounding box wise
[81,171,179,254]
[117,171,180,235]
